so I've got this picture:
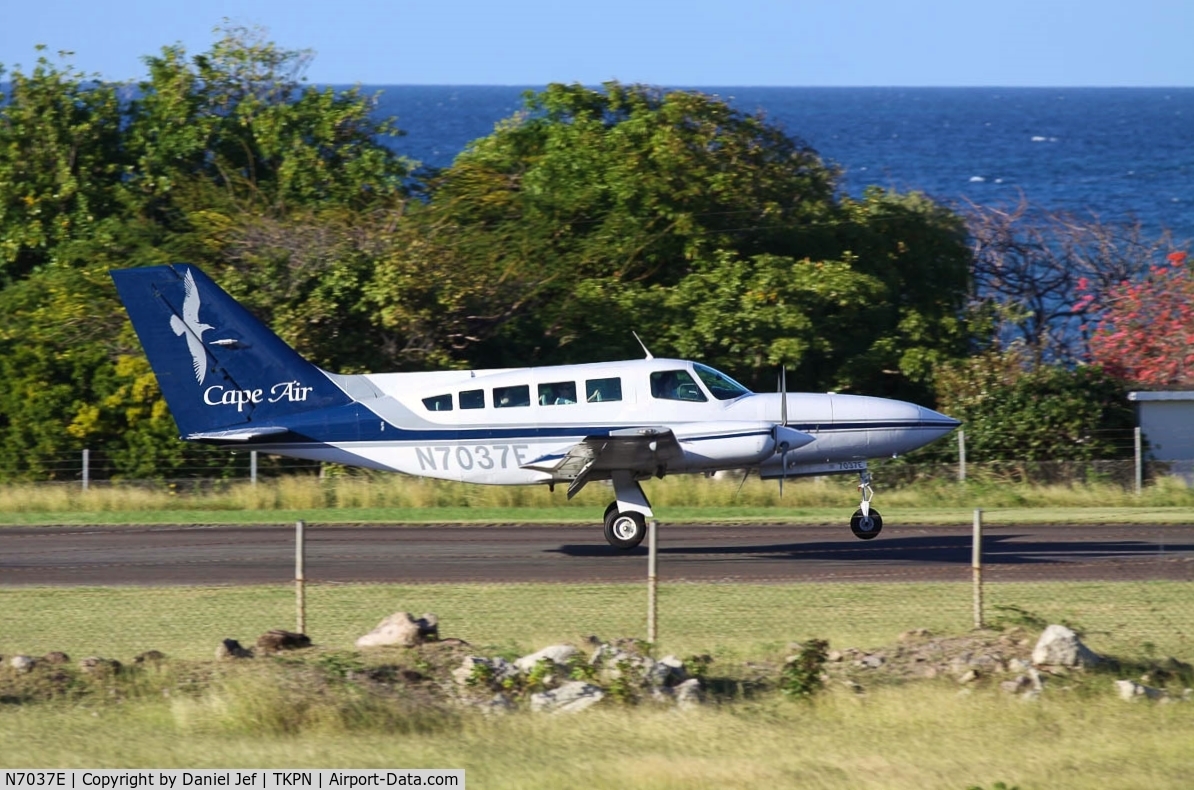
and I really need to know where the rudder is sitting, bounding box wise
[110,264,353,438]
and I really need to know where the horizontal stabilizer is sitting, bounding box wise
[185,426,291,442]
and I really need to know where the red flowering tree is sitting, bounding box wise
[1087,251,1194,387]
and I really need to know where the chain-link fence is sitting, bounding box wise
[9,425,1194,490]
[1,522,1190,665]
[2,580,1189,664]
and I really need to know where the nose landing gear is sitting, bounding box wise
[850,470,883,540]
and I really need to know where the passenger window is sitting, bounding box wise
[538,381,577,406]
[651,370,707,402]
[494,384,531,408]
[585,377,622,403]
[422,394,453,412]
[459,389,485,410]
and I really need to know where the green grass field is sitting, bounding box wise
[2,473,1193,526]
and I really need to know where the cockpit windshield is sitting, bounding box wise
[693,363,751,400]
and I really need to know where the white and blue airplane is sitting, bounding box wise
[111,264,960,549]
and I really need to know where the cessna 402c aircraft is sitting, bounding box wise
[111,264,960,549]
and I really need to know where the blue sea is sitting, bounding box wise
[368,86,1194,241]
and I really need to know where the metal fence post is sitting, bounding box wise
[296,520,307,635]
[1134,427,1143,495]
[972,508,984,629]
[251,450,258,486]
[81,449,90,491]
[957,430,967,483]
[647,519,658,644]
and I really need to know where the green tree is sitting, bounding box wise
[0,27,413,478]
[368,82,971,398]
[0,48,127,284]
[932,349,1135,464]
[123,24,413,373]
[369,82,843,373]
[0,265,196,479]
[126,24,409,217]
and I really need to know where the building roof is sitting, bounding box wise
[1128,391,1194,401]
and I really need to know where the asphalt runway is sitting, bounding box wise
[1,522,1192,586]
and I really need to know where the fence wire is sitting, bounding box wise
[1,440,1192,667]
[2,569,1189,667]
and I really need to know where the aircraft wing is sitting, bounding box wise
[521,427,684,499]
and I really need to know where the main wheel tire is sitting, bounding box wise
[604,501,619,523]
[604,509,647,550]
[850,508,883,540]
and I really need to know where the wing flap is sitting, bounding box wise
[522,427,684,498]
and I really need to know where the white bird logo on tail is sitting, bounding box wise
[169,268,214,385]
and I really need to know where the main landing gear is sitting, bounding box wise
[602,470,652,550]
[598,469,884,548]
[850,470,883,540]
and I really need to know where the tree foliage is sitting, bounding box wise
[0,48,126,284]
[932,349,1136,463]
[1086,250,1194,388]
[0,26,410,478]
[367,83,972,398]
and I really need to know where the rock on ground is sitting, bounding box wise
[256,630,312,654]
[356,612,439,648]
[9,655,35,672]
[514,644,579,672]
[78,656,122,674]
[216,639,253,660]
[1032,624,1101,668]
[530,681,604,714]
[452,656,518,688]
[674,678,704,709]
[1114,679,1168,701]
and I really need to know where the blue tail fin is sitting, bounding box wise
[110,264,354,439]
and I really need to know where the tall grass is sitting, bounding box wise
[1,471,1192,518]
[2,672,1192,788]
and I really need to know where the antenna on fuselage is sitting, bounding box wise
[632,331,654,360]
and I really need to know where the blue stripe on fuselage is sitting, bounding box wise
[191,402,955,446]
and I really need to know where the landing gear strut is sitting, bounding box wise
[602,471,652,550]
[850,470,883,540]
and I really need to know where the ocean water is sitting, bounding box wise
[369,86,1194,241]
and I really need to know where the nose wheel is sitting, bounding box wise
[850,507,883,539]
[850,471,883,540]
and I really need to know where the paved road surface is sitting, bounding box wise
[1,523,1192,586]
